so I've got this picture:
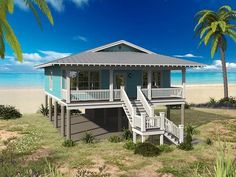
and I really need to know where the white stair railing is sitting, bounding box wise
[159,112,184,143]
[121,86,135,124]
[137,86,154,117]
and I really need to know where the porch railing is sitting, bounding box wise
[141,87,183,99]
[137,86,154,117]
[70,89,110,101]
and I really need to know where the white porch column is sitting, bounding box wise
[49,97,52,121]
[179,124,184,143]
[181,104,185,125]
[181,68,186,98]
[133,131,137,144]
[141,135,146,143]
[147,70,152,100]
[141,113,146,132]
[66,109,71,139]
[61,105,65,137]
[54,101,58,128]
[66,70,71,103]
[109,69,114,101]
[160,135,164,145]
[160,112,165,130]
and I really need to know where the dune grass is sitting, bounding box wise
[0,108,235,176]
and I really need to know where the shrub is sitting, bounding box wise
[123,141,136,150]
[108,135,122,143]
[206,138,213,145]
[170,103,190,109]
[178,125,193,151]
[77,165,110,177]
[134,142,161,157]
[82,132,94,144]
[159,144,174,153]
[0,105,22,119]
[39,104,49,116]
[122,128,132,140]
[62,139,75,147]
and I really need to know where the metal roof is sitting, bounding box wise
[35,51,206,68]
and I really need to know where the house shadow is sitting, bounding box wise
[54,108,128,141]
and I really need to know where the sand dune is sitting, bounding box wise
[0,84,235,113]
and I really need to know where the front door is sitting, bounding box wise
[114,73,126,89]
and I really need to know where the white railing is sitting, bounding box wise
[146,116,161,129]
[70,89,110,101]
[121,86,135,120]
[137,86,154,117]
[164,117,180,138]
[151,87,183,98]
[141,88,148,97]
[114,89,121,100]
[61,89,67,100]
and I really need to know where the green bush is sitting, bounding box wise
[159,144,174,153]
[206,138,213,145]
[62,139,75,147]
[108,135,122,143]
[178,125,193,151]
[122,128,132,140]
[39,104,49,116]
[123,141,136,150]
[82,132,94,144]
[0,105,22,119]
[134,142,161,157]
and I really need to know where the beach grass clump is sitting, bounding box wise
[134,142,161,157]
[158,144,174,153]
[192,97,236,109]
[108,135,122,143]
[122,128,132,140]
[0,105,22,119]
[39,104,49,116]
[123,140,136,150]
[62,139,76,147]
[82,132,94,144]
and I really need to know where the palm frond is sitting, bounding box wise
[1,18,22,62]
[219,5,232,12]
[32,0,54,25]
[0,27,5,59]
[204,30,214,45]
[211,35,219,58]
[200,26,210,39]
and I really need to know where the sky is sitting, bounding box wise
[0,0,236,73]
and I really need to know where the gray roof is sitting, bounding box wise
[35,51,205,68]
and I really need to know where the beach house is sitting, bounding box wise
[36,40,204,145]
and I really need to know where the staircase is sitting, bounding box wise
[120,86,184,145]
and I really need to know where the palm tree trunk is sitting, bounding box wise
[220,46,229,98]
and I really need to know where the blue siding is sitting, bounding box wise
[100,44,144,53]
[161,70,171,88]
[44,66,61,98]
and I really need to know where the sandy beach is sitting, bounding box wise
[0,84,235,113]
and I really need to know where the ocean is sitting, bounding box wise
[0,72,235,88]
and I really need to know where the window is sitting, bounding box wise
[62,70,67,89]
[142,71,148,88]
[152,71,161,88]
[78,71,89,90]
[90,71,100,89]
[49,71,53,90]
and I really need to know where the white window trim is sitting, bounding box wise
[49,70,53,91]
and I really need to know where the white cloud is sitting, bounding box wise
[15,0,89,12]
[193,60,236,72]
[73,35,88,42]
[173,53,203,58]
[46,0,64,12]
[71,0,89,7]
[4,50,71,69]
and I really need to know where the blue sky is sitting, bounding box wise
[0,0,236,72]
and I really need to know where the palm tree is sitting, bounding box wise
[194,5,236,98]
[0,0,53,62]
